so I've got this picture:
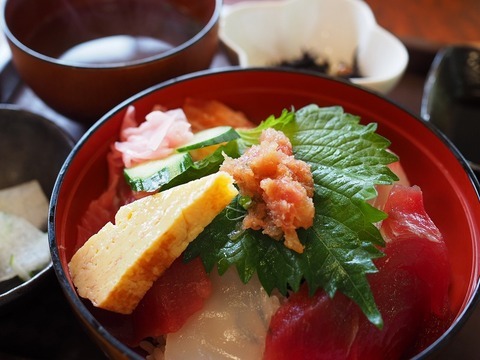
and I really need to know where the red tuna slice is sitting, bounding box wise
[381,184,442,243]
[264,184,452,359]
[129,256,212,345]
[351,237,451,359]
[264,285,361,360]
[381,184,449,318]
[264,253,428,360]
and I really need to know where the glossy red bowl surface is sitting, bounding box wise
[49,68,480,359]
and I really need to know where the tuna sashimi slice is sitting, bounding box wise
[264,184,452,360]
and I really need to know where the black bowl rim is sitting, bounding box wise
[0,103,75,307]
[420,44,480,174]
[49,66,480,359]
[420,44,480,121]
[0,0,222,69]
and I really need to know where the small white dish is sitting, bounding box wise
[220,0,409,94]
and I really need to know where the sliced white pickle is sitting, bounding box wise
[0,212,50,282]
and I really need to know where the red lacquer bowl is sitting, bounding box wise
[49,68,480,359]
[1,0,221,126]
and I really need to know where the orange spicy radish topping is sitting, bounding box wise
[221,128,314,253]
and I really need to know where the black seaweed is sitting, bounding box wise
[274,50,361,79]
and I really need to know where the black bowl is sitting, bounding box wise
[421,45,480,178]
[0,104,74,307]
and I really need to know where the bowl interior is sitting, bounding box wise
[0,107,74,194]
[222,0,372,66]
[51,68,480,358]
[0,105,74,306]
[4,0,218,66]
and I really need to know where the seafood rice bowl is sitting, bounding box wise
[49,68,480,360]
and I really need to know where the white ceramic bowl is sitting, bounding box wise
[220,0,409,94]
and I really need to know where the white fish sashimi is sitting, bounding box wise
[0,212,50,281]
[164,267,281,360]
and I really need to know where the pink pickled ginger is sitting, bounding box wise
[115,107,194,168]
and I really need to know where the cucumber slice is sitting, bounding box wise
[176,126,240,152]
[124,152,194,192]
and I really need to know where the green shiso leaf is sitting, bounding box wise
[236,108,295,149]
[185,104,398,328]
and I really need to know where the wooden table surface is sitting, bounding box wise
[364,0,480,50]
